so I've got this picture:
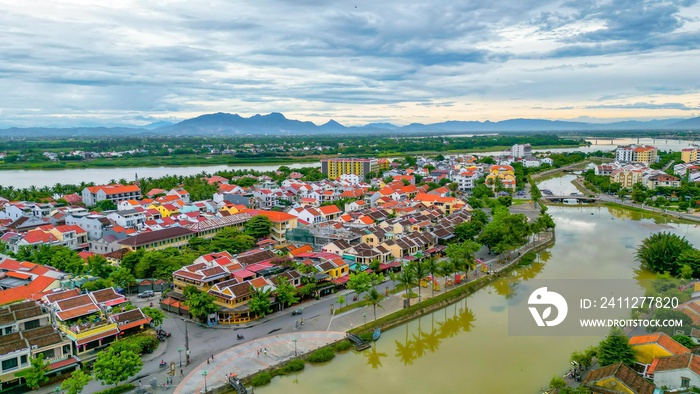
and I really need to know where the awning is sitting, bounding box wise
[332,275,350,285]
[118,318,151,333]
[76,328,119,346]
[48,357,80,372]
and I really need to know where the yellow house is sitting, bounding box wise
[682,147,698,164]
[242,210,298,245]
[582,363,657,394]
[317,258,349,278]
[629,332,690,364]
[485,165,517,191]
[219,203,246,216]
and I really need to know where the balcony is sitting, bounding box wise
[58,319,117,340]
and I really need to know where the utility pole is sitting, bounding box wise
[184,319,190,365]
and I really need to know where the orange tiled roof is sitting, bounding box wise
[629,332,690,356]
[243,209,296,223]
[87,184,140,195]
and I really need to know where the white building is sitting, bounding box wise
[511,144,532,159]
[522,156,541,168]
[653,353,700,391]
[65,212,112,240]
[106,209,146,229]
[339,174,361,185]
[81,184,141,207]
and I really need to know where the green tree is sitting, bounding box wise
[570,346,597,370]
[347,272,380,299]
[119,249,143,274]
[365,288,384,321]
[369,259,381,272]
[95,199,117,211]
[423,257,439,298]
[454,221,484,242]
[470,209,489,225]
[245,215,273,239]
[87,255,114,279]
[210,228,255,254]
[672,335,695,349]
[597,328,636,366]
[110,267,136,293]
[680,264,694,279]
[249,288,273,317]
[61,369,92,394]
[396,268,416,307]
[337,295,346,309]
[636,232,693,275]
[187,236,212,253]
[472,184,494,199]
[184,290,219,322]
[437,261,455,293]
[275,277,299,309]
[142,306,166,327]
[549,376,567,390]
[677,248,700,277]
[93,348,143,387]
[25,354,49,389]
[410,260,428,307]
[49,247,86,275]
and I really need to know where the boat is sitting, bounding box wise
[372,328,381,341]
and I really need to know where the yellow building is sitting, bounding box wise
[242,210,298,245]
[682,147,698,164]
[633,146,658,165]
[610,167,644,189]
[117,227,195,251]
[321,158,380,179]
[629,332,690,364]
[485,165,517,191]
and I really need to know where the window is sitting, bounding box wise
[682,378,690,388]
[40,349,55,359]
[24,319,40,330]
[20,355,27,365]
[2,358,18,371]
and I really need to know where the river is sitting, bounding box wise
[0,163,318,189]
[255,182,700,393]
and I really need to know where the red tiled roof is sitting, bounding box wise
[76,328,119,345]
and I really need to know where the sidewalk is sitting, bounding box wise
[174,331,346,394]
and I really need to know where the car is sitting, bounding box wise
[292,308,303,316]
[138,290,154,298]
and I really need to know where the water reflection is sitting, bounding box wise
[365,342,387,369]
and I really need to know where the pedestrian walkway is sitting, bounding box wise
[174,331,346,394]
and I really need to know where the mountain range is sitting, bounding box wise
[1,112,699,137]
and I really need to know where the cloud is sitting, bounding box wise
[0,0,699,127]
[586,102,700,111]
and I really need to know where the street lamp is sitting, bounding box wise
[177,347,184,367]
[363,312,367,326]
[292,338,298,356]
[202,370,208,392]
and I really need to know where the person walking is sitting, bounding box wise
[180,369,184,377]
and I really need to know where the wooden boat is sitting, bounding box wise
[372,328,381,341]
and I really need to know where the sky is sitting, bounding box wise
[1,0,700,128]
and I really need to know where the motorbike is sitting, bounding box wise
[236,334,244,340]
[159,361,167,368]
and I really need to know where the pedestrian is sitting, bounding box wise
[257,349,260,357]
[180,369,184,377]
[139,380,142,387]
[211,354,214,361]
[264,348,267,356]
[207,358,210,365]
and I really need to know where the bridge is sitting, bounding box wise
[543,195,599,203]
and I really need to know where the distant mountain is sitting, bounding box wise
[670,116,700,129]
[1,112,700,137]
[142,121,174,130]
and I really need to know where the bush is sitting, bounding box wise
[118,334,160,354]
[251,372,272,387]
[307,347,335,363]
[333,340,353,352]
[358,332,373,342]
[93,384,135,394]
[282,359,305,373]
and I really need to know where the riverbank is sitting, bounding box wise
[221,231,556,393]
[0,144,586,171]
[601,201,700,224]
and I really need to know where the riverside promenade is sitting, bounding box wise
[174,331,346,394]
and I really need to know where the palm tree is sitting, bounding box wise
[365,288,384,321]
[410,261,428,308]
[424,257,438,298]
[396,268,416,308]
[437,261,455,293]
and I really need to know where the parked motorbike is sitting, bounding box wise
[236,334,244,340]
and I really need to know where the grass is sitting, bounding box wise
[93,384,135,394]
[307,347,336,363]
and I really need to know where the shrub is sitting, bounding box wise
[118,334,160,354]
[333,340,353,352]
[282,359,305,373]
[93,384,135,394]
[358,332,373,342]
[307,347,335,363]
[251,372,272,387]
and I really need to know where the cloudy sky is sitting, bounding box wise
[2,0,700,127]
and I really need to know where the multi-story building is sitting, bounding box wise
[0,301,77,390]
[615,145,658,164]
[321,158,384,179]
[645,174,681,190]
[610,165,645,188]
[117,227,196,251]
[511,144,532,159]
[485,165,517,191]
[106,209,146,229]
[81,184,141,207]
[682,146,698,164]
[242,210,298,245]
[65,212,112,240]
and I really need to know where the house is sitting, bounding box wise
[0,259,63,306]
[629,332,691,364]
[318,205,342,221]
[65,212,112,240]
[650,353,700,391]
[645,174,681,190]
[243,210,298,245]
[582,363,656,394]
[485,165,517,191]
[0,301,77,389]
[106,209,146,229]
[117,227,196,251]
[81,184,141,207]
